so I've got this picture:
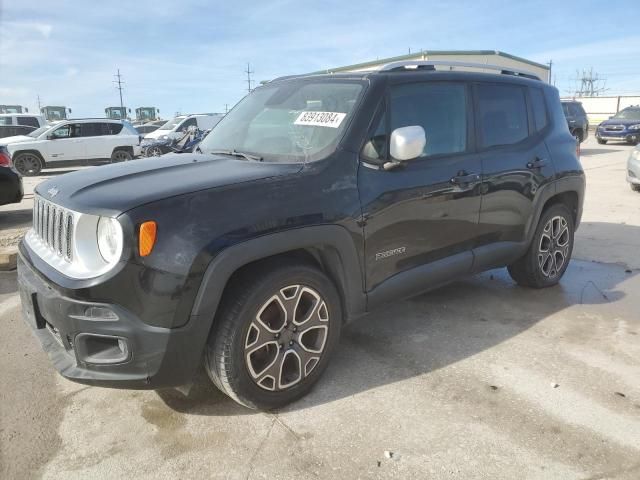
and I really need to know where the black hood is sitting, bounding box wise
[36,154,302,216]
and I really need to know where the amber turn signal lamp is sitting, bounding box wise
[139,221,157,257]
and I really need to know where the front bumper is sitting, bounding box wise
[628,156,640,185]
[17,251,209,389]
[596,130,639,142]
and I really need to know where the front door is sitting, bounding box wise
[44,123,85,161]
[358,81,482,299]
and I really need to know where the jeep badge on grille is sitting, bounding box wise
[47,187,59,198]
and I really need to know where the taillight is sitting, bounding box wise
[0,150,11,167]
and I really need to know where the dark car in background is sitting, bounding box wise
[561,101,589,143]
[0,146,24,206]
[596,106,640,145]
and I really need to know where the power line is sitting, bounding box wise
[569,68,609,97]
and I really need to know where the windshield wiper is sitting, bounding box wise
[208,149,263,162]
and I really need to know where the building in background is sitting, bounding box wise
[561,96,640,125]
[316,50,550,82]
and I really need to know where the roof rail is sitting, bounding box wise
[374,60,542,81]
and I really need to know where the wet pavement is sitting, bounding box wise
[1,138,639,479]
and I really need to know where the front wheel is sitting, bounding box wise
[205,261,342,409]
[111,149,132,162]
[597,138,607,145]
[13,152,43,176]
[631,183,640,193]
[508,204,575,288]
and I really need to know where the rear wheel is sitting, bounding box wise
[13,152,43,176]
[508,204,574,288]
[111,149,132,162]
[205,261,342,409]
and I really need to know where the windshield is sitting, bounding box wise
[198,80,364,162]
[159,117,185,130]
[28,125,53,137]
[613,108,640,120]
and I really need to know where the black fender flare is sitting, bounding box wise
[189,225,366,326]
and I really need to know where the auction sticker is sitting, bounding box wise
[294,111,346,128]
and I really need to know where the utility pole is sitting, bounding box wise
[547,60,553,84]
[245,63,254,94]
[224,104,229,114]
[36,95,42,111]
[113,69,125,116]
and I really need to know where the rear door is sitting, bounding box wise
[472,82,555,269]
[359,80,482,295]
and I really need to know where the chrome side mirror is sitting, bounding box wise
[390,126,426,161]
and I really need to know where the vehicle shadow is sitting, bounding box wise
[41,169,79,176]
[0,208,32,232]
[157,222,639,415]
[580,148,625,156]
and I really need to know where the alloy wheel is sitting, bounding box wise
[14,154,41,176]
[244,285,329,391]
[538,215,570,278]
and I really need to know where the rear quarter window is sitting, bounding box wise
[17,116,40,127]
[530,88,549,132]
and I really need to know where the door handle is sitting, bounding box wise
[450,172,480,185]
[527,157,548,169]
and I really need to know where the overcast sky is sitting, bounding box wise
[1,0,638,118]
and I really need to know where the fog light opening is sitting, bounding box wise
[76,334,129,364]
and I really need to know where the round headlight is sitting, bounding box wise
[97,217,123,264]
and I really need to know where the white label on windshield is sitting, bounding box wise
[294,111,346,128]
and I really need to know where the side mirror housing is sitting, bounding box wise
[390,126,426,161]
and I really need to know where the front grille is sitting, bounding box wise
[605,125,624,131]
[32,195,74,262]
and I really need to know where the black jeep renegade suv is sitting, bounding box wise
[18,64,584,409]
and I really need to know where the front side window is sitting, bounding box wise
[199,80,364,163]
[178,117,197,132]
[389,82,467,157]
[477,84,529,148]
[50,124,72,138]
[158,117,185,131]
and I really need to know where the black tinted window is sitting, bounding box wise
[477,84,528,148]
[361,104,387,161]
[17,116,40,127]
[102,123,123,135]
[530,88,548,131]
[390,82,467,157]
[78,123,102,137]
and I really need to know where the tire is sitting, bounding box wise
[597,138,607,145]
[572,130,583,144]
[205,261,342,410]
[146,146,163,157]
[111,149,133,162]
[507,203,575,288]
[13,152,43,176]
[631,184,640,193]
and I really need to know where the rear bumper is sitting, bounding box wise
[17,251,209,389]
[0,170,23,205]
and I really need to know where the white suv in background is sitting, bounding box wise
[144,113,224,140]
[0,119,142,176]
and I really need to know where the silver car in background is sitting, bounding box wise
[629,145,640,192]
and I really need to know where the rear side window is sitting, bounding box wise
[101,123,123,135]
[529,88,548,131]
[18,116,40,127]
[390,82,467,157]
[477,84,528,148]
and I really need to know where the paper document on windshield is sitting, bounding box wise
[294,111,346,128]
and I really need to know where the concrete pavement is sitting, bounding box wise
[1,138,639,479]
